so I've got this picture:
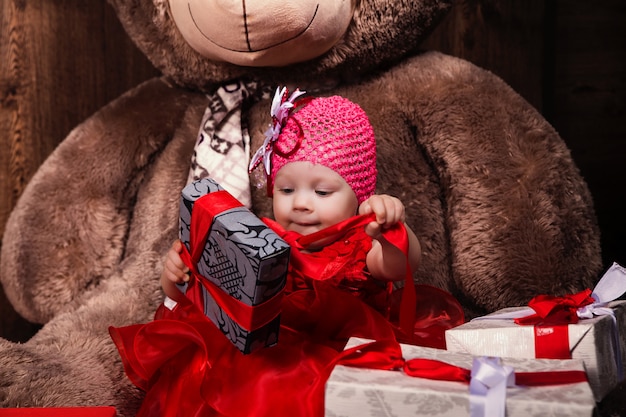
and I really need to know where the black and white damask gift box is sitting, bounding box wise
[178,178,290,354]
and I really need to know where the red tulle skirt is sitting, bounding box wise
[109,281,463,417]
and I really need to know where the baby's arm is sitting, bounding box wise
[360,194,422,281]
[160,240,190,302]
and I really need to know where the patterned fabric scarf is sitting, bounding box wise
[188,80,271,208]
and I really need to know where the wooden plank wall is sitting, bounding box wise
[548,0,625,271]
[0,0,624,342]
[0,0,158,341]
[423,0,547,111]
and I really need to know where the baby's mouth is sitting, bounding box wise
[291,221,321,234]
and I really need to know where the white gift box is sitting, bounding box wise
[445,300,626,402]
[325,337,596,417]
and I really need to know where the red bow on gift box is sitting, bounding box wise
[514,289,595,326]
[510,289,595,359]
[510,264,626,359]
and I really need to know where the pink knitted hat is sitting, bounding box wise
[249,88,377,204]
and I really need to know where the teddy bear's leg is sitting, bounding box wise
[0,251,164,416]
[0,328,143,414]
[0,212,163,412]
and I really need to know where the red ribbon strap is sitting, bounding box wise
[180,191,284,332]
[533,325,571,359]
[515,370,588,386]
[295,214,416,337]
[336,339,588,387]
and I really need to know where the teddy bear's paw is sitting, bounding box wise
[0,338,52,407]
[0,337,139,411]
[0,339,83,407]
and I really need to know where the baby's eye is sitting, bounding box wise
[315,190,332,196]
[279,187,294,194]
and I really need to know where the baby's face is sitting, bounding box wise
[272,161,358,235]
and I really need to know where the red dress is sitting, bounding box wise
[109,215,464,417]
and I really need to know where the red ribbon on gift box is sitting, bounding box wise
[513,289,595,359]
[179,190,285,332]
[335,339,588,386]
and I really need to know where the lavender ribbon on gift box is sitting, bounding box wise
[474,262,626,380]
[578,263,626,318]
[467,356,587,417]
[469,357,514,417]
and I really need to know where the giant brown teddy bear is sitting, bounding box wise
[0,0,605,415]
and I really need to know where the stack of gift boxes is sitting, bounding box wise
[444,262,626,404]
[325,263,626,417]
[445,299,626,402]
[178,179,625,416]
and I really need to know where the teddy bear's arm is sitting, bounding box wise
[407,53,601,312]
[0,77,205,324]
[347,51,602,315]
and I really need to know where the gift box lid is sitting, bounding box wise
[179,178,289,305]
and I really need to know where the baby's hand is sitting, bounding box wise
[358,194,406,238]
[161,240,190,285]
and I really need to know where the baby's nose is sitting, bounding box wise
[292,191,312,210]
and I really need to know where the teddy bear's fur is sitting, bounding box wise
[0,0,603,415]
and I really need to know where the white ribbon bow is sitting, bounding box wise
[248,86,306,176]
[578,262,626,317]
[469,357,515,417]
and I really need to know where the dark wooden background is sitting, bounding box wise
[1,0,624,342]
